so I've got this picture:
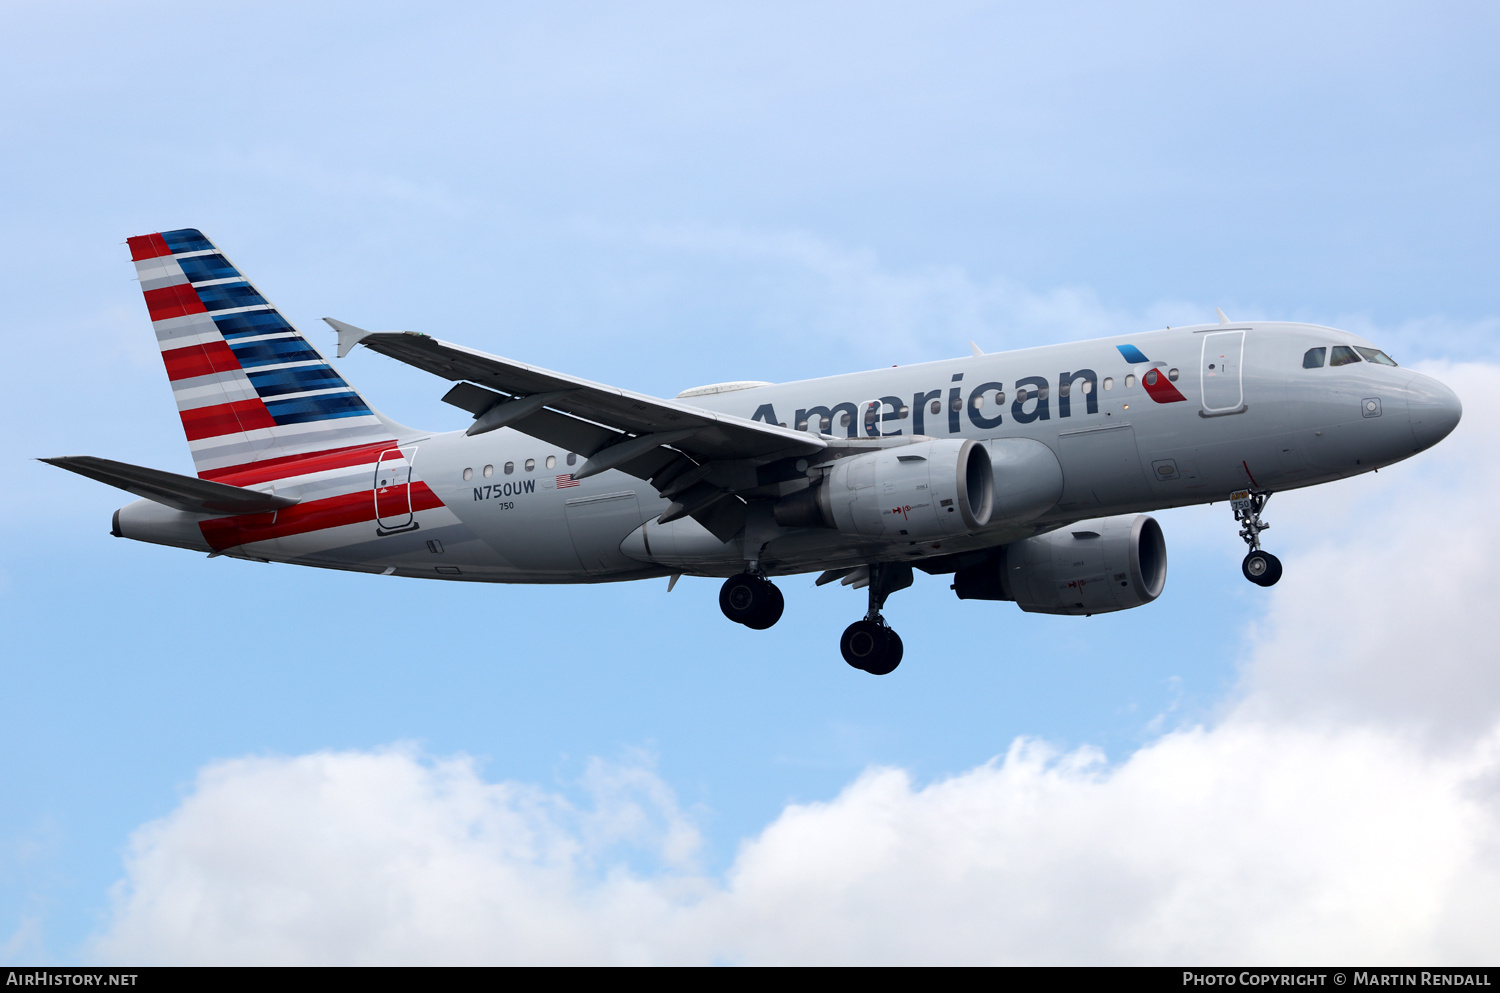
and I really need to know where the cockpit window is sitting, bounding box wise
[1303,347,1326,368]
[1329,345,1362,367]
[1354,346,1398,366]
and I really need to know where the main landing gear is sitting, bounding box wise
[718,561,911,676]
[719,571,784,630]
[840,563,912,676]
[1232,489,1283,587]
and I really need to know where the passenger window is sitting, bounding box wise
[1354,346,1398,366]
[972,394,984,408]
[566,453,577,466]
[525,458,535,472]
[1303,347,1326,368]
[1081,381,1093,394]
[1103,377,1113,391]
[1124,374,1136,389]
[504,462,514,475]
[1167,368,1179,382]
[546,455,556,469]
[950,396,963,412]
[840,412,852,427]
[929,400,941,415]
[463,467,473,481]
[1330,345,1361,366]
[898,405,910,419]
[482,465,494,478]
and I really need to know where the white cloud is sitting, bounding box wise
[709,729,1500,965]
[91,363,1500,965]
[93,750,710,966]
[631,223,1156,358]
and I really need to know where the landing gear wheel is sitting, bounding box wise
[1242,550,1283,587]
[867,628,903,676]
[744,583,784,630]
[719,574,783,628]
[840,620,903,675]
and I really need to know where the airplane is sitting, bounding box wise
[44,228,1463,675]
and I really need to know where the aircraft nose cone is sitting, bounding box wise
[1406,373,1462,451]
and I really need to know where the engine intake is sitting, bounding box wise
[954,514,1167,615]
[774,439,994,540]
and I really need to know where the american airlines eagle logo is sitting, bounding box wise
[1117,345,1188,404]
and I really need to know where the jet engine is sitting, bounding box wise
[774,439,995,540]
[954,514,1166,615]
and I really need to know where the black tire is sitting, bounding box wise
[719,574,781,628]
[743,583,785,630]
[1259,552,1283,586]
[864,629,903,676]
[841,620,886,669]
[1242,550,1283,587]
[841,620,901,674]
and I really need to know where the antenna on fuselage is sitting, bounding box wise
[969,341,984,357]
[1216,308,1232,325]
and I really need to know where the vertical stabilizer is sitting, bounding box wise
[128,229,402,481]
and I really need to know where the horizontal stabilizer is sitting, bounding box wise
[40,456,299,515]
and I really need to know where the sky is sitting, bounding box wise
[2,0,1498,965]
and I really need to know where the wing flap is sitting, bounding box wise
[329,322,821,543]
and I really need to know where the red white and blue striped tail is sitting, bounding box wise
[128,228,401,483]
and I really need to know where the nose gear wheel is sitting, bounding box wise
[1242,549,1283,587]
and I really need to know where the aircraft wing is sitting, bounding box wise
[40,456,299,515]
[327,320,826,540]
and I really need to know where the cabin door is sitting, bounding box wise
[1200,330,1246,414]
[374,448,417,533]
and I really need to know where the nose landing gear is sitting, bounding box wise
[840,562,912,675]
[1232,489,1282,587]
[719,572,785,629]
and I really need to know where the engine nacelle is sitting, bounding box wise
[954,514,1167,615]
[775,439,994,540]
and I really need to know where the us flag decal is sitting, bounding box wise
[556,474,580,489]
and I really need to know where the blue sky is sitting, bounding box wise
[3,2,1498,963]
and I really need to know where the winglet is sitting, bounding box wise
[969,341,984,357]
[323,318,376,358]
[1216,307,1231,325]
